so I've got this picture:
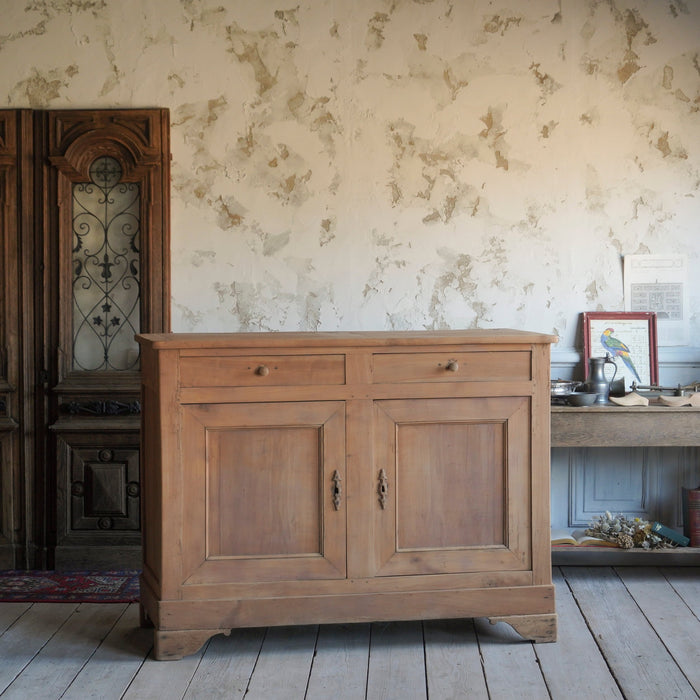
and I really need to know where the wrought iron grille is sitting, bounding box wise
[72,156,140,371]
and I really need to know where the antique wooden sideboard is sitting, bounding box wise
[137,329,557,660]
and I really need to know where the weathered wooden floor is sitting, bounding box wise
[0,566,698,699]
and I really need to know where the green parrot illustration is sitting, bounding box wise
[600,328,641,383]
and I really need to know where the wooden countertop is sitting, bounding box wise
[551,403,700,447]
[136,328,558,349]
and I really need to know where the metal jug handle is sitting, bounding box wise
[604,353,618,383]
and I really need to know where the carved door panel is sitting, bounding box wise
[0,110,34,568]
[0,109,169,569]
[370,397,532,577]
[37,110,170,568]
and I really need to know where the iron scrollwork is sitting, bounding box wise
[72,156,141,371]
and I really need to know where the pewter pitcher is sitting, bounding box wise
[585,355,618,404]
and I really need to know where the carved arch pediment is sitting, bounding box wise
[46,110,165,181]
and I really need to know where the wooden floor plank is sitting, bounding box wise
[423,618,488,699]
[473,617,550,700]
[0,602,32,634]
[0,603,126,700]
[616,566,700,696]
[535,568,624,699]
[182,627,265,700]
[365,621,427,700]
[0,603,79,695]
[305,623,370,700]
[663,566,700,619]
[563,566,697,700]
[121,637,206,700]
[0,567,698,699]
[60,604,153,700]
[243,625,318,700]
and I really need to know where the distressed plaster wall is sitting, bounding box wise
[2,0,699,375]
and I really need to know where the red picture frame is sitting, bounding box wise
[582,311,658,389]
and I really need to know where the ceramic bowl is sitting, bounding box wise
[566,392,598,407]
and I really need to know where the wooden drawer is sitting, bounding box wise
[179,354,346,387]
[372,351,531,383]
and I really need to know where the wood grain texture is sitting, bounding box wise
[563,566,697,699]
[305,623,370,700]
[181,627,265,700]
[473,616,551,699]
[617,567,700,695]
[424,618,489,700]
[242,626,318,700]
[535,569,624,699]
[371,349,532,383]
[0,603,79,694]
[551,405,700,446]
[366,621,427,700]
[0,603,126,699]
[1,567,698,699]
[60,604,153,700]
[137,330,556,659]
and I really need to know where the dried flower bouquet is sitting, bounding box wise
[585,512,672,549]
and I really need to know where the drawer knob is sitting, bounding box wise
[255,365,270,376]
[446,360,459,372]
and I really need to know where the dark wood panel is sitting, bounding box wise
[1,108,170,570]
[0,110,34,569]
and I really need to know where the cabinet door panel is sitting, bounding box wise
[180,401,346,585]
[395,421,504,549]
[372,397,531,576]
[208,425,321,557]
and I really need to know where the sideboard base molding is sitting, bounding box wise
[142,579,557,660]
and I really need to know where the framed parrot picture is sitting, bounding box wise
[582,311,658,390]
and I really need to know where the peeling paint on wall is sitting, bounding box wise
[2,0,699,356]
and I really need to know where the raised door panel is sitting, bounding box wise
[569,446,654,527]
[372,397,531,577]
[0,111,23,567]
[180,401,346,586]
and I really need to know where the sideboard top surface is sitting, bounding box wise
[136,328,558,350]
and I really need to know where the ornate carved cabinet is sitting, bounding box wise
[137,329,557,659]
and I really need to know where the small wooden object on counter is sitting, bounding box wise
[137,329,557,660]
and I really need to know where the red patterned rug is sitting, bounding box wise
[0,570,140,603]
